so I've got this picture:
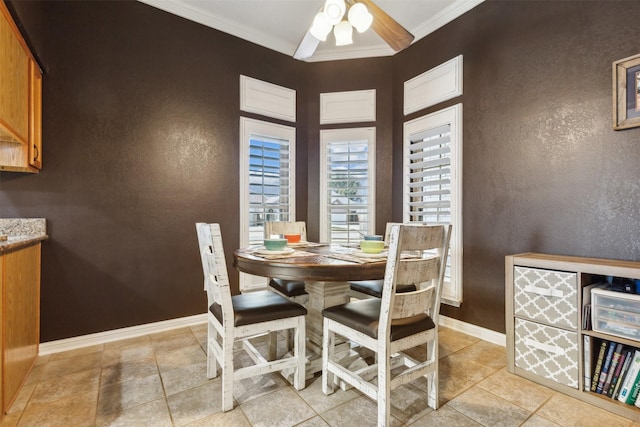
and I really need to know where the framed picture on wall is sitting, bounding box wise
[613,53,640,130]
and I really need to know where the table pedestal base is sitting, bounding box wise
[303,280,359,376]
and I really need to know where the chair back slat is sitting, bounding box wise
[379,224,451,335]
[393,257,440,287]
[391,256,440,319]
[397,225,445,251]
[391,286,436,321]
[265,221,307,240]
[196,223,232,314]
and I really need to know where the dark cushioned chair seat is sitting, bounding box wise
[269,278,308,297]
[210,290,307,326]
[348,280,417,298]
[323,299,434,341]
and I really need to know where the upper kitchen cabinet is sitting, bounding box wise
[0,0,42,173]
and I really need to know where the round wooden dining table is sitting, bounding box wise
[233,244,386,282]
[233,244,387,372]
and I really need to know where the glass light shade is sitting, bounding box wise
[334,20,353,46]
[323,0,346,25]
[309,11,332,41]
[347,3,373,33]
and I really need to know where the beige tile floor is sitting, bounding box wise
[2,324,639,427]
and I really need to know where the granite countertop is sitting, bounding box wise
[0,218,47,253]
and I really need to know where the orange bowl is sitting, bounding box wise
[284,233,301,243]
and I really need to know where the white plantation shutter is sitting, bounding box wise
[240,117,295,292]
[248,135,292,244]
[320,128,375,244]
[326,140,369,244]
[404,105,462,305]
[407,124,451,224]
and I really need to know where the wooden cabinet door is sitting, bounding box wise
[0,2,29,144]
[0,254,4,418]
[28,60,42,169]
[3,244,40,411]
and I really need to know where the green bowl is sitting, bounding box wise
[360,240,384,254]
[264,238,288,251]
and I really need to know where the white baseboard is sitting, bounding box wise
[38,313,504,356]
[440,315,506,347]
[39,313,208,355]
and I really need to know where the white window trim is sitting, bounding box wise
[403,104,462,306]
[403,55,463,116]
[240,75,296,122]
[319,127,376,242]
[239,117,296,291]
[320,89,376,124]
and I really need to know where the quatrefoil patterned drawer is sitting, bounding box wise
[515,318,579,389]
[514,266,578,330]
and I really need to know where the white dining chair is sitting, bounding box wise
[349,222,417,299]
[196,222,307,411]
[322,223,451,426]
[264,221,309,305]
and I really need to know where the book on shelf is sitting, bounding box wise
[584,335,592,392]
[602,342,624,396]
[591,340,609,392]
[596,341,617,394]
[626,370,640,405]
[611,348,634,399]
[582,304,591,329]
[609,348,631,398]
[617,349,640,404]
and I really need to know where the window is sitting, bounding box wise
[240,117,295,291]
[403,104,462,306]
[320,128,375,244]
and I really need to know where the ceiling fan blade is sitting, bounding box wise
[294,31,320,60]
[354,0,415,52]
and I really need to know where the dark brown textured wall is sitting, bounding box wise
[1,1,309,341]
[305,59,395,241]
[1,0,639,341]
[393,0,640,331]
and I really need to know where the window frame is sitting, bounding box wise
[403,104,463,306]
[319,127,376,243]
[239,117,296,291]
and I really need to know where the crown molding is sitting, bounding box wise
[413,0,485,41]
[138,0,485,62]
[305,43,394,62]
[138,0,296,56]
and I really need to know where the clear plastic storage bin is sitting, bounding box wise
[591,288,640,340]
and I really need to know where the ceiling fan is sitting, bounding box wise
[294,0,415,60]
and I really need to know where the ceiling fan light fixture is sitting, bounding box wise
[323,0,346,26]
[334,20,353,46]
[310,11,332,41]
[347,2,373,33]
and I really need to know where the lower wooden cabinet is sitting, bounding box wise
[0,254,4,418]
[0,242,40,417]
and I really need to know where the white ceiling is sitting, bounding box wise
[138,0,483,62]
